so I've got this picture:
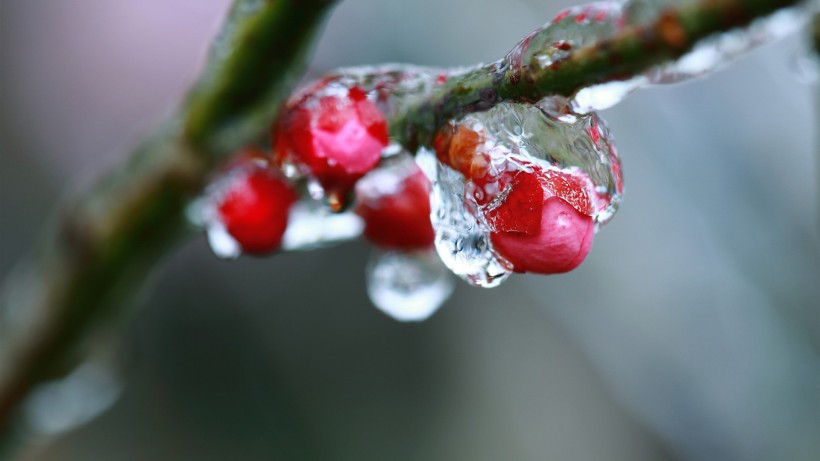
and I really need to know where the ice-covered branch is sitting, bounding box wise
[393,0,805,148]
[0,0,808,453]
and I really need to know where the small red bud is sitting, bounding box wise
[273,85,389,200]
[484,167,595,274]
[355,162,434,250]
[215,165,298,255]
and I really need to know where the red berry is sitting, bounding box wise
[274,85,389,203]
[484,167,595,274]
[355,163,434,250]
[216,166,297,254]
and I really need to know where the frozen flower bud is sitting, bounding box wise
[273,84,389,209]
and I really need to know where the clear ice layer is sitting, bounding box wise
[418,148,512,288]
[188,169,247,260]
[502,1,808,114]
[316,65,448,121]
[193,192,365,258]
[469,102,623,225]
[425,101,623,286]
[646,7,806,84]
[366,249,455,322]
[506,1,626,73]
[273,67,447,205]
[281,199,364,251]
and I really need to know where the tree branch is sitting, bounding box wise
[393,0,804,148]
[0,0,336,448]
[0,0,807,451]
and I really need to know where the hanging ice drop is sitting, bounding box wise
[418,148,512,287]
[366,249,455,322]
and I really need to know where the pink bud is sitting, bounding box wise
[484,167,595,274]
[491,196,594,274]
[213,155,297,255]
[273,85,388,205]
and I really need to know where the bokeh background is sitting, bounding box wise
[1,0,819,460]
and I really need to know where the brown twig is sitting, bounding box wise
[0,0,337,452]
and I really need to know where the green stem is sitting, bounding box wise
[0,0,336,450]
[394,0,804,148]
[183,0,336,154]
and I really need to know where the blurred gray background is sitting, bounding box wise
[1,0,819,460]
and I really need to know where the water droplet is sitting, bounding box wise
[380,142,405,158]
[191,183,244,259]
[568,76,647,113]
[366,249,454,322]
[279,160,301,179]
[281,198,364,251]
[22,361,122,435]
[206,221,242,259]
[306,177,326,201]
[356,152,417,198]
[418,148,512,287]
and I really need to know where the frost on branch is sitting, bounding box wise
[189,0,811,321]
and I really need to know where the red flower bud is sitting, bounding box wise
[274,85,389,206]
[215,165,297,255]
[355,160,434,250]
[484,167,595,274]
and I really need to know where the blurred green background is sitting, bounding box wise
[1,0,819,460]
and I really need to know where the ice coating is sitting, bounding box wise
[507,2,626,72]
[273,84,388,209]
[272,65,447,208]
[428,100,622,283]
[568,77,647,113]
[206,221,243,259]
[366,250,455,322]
[194,183,365,255]
[491,194,596,274]
[281,199,364,251]
[501,0,807,113]
[191,159,296,259]
[470,102,623,225]
[191,0,808,287]
[317,65,449,121]
[189,172,247,260]
[645,7,806,84]
[418,148,512,288]
[502,1,637,113]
